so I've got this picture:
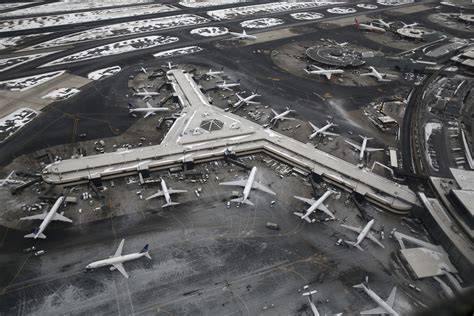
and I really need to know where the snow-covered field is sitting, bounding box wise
[42,36,179,67]
[0,1,154,16]
[0,2,33,10]
[179,0,248,8]
[290,12,325,20]
[241,18,284,29]
[153,46,203,58]
[0,108,37,142]
[29,14,208,50]
[0,70,64,91]
[0,52,57,72]
[356,3,378,9]
[377,0,414,5]
[207,1,344,20]
[0,33,51,51]
[190,26,229,37]
[0,4,178,32]
[87,66,122,81]
[327,7,357,14]
[42,87,80,100]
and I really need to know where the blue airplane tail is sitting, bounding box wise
[140,244,151,259]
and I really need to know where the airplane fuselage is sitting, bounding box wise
[161,179,171,204]
[272,110,291,122]
[35,196,64,238]
[355,219,375,246]
[360,138,368,160]
[302,191,332,220]
[134,92,159,96]
[130,107,168,113]
[359,23,386,33]
[359,284,399,316]
[242,167,257,202]
[309,123,333,139]
[86,252,146,269]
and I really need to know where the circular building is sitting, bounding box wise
[306,46,365,67]
[396,27,429,40]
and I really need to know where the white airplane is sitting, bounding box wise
[270,107,296,124]
[21,196,72,239]
[219,166,276,206]
[377,19,394,28]
[360,66,398,82]
[234,92,260,108]
[229,29,257,40]
[293,190,336,222]
[140,66,147,74]
[0,170,25,186]
[146,178,187,207]
[85,239,151,279]
[302,287,320,316]
[308,120,339,139]
[355,18,386,33]
[133,88,159,101]
[353,282,399,316]
[206,68,224,78]
[162,61,175,71]
[217,80,240,91]
[345,135,384,161]
[341,219,384,251]
[304,65,344,80]
[334,40,348,47]
[128,102,169,118]
[401,22,419,28]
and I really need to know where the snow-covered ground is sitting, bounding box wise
[207,1,344,20]
[327,7,357,14]
[191,26,229,37]
[42,36,179,67]
[153,46,203,58]
[290,12,325,20]
[0,108,38,142]
[42,87,80,100]
[356,3,378,9]
[0,33,51,51]
[29,14,208,50]
[241,18,284,29]
[0,4,178,32]
[376,0,413,5]
[0,52,57,72]
[0,2,33,10]
[87,66,122,81]
[0,70,64,91]
[179,0,248,8]
[0,1,154,16]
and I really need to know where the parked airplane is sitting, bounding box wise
[140,66,148,74]
[163,61,175,70]
[234,92,260,108]
[229,29,257,40]
[0,170,25,186]
[217,80,240,91]
[304,65,344,80]
[377,19,394,28]
[219,166,276,206]
[146,178,187,207]
[21,196,72,239]
[345,135,384,161]
[293,190,336,222]
[355,18,386,33]
[270,108,296,124]
[353,281,399,316]
[133,88,159,100]
[85,239,151,278]
[302,287,320,316]
[334,40,348,47]
[341,219,384,251]
[308,120,339,139]
[401,21,419,28]
[360,66,398,82]
[128,102,169,118]
[206,67,224,78]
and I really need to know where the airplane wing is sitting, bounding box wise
[113,239,125,257]
[321,131,339,137]
[367,232,385,248]
[386,287,397,307]
[294,196,316,205]
[219,179,247,187]
[252,182,276,195]
[144,111,154,118]
[325,73,332,80]
[345,140,361,151]
[280,117,296,120]
[360,306,387,315]
[146,101,153,108]
[146,190,164,200]
[317,203,335,218]
[271,109,278,116]
[308,121,319,131]
[168,189,187,194]
[113,263,130,278]
[359,73,372,77]
[366,147,384,152]
[52,213,73,223]
[340,224,362,234]
[20,213,47,221]
[246,100,260,105]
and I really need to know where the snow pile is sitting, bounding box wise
[153,46,203,58]
[241,18,284,29]
[377,0,413,5]
[356,3,378,9]
[424,123,442,171]
[179,0,247,8]
[30,14,208,50]
[0,4,178,32]
[42,87,80,100]
[87,66,121,81]
[0,70,64,91]
[190,27,229,37]
[207,1,345,20]
[0,33,51,50]
[43,36,179,67]
[0,52,56,72]
[290,12,324,20]
[327,7,357,14]
[0,108,37,142]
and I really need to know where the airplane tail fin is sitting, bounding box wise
[24,228,46,239]
[162,202,180,208]
[231,197,254,206]
[353,283,364,289]
[344,240,364,251]
[140,244,152,259]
